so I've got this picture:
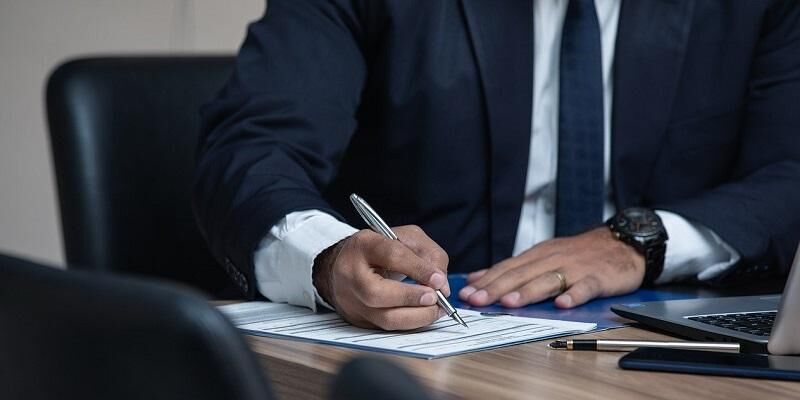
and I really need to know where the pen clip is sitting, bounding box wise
[350,194,399,240]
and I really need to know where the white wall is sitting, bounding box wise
[0,0,265,266]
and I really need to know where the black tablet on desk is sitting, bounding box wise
[619,348,800,381]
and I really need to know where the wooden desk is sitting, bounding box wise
[244,324,800,400]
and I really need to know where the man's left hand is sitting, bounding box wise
[458,227,645,308]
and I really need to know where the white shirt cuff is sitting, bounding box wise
[253,210,357,311]
[655,210,741,284]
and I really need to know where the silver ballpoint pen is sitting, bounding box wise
[549,339,740,353]
[349,193,468,328]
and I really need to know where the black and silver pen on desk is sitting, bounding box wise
[349,193,468,328]
[549,339,740,353]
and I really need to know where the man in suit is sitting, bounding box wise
[194,0,800,330]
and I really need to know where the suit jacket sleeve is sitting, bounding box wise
[659,1,800,277]
[193,1,371,298]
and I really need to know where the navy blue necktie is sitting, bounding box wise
[555,0,605,237]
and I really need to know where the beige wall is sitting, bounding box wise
[0,0,265,265]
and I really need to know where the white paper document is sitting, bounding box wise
[218,302,596,359]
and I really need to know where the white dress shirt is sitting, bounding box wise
[253,0,740,311]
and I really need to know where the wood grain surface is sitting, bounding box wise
[244,325,800,400]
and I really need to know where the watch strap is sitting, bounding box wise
[642,241,666,286]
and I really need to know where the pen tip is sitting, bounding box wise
[454,314,468,328]
[548,340,567,349]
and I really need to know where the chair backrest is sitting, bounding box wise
[331,357,436,400]
[0,254,275,400]
[46,56,234,296]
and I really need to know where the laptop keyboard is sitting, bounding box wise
[687,311,776,337]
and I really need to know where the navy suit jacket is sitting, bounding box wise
[194,0,800,299]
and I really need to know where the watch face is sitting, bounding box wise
[618,208,662,236]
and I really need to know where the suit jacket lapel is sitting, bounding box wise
[612,0,696,207]
[461,0,533,263]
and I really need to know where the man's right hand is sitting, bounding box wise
[312,225,450,330]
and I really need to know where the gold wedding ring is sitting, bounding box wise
[552,271,567,295]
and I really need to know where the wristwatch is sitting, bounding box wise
[605,207,668,285]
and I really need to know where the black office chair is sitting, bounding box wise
[331,357,437,400]
[46,56,235,297]
[0,254,437,400]
[42,57,437,399]
[0,253,275,400]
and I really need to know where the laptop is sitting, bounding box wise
[612,244,800,355]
